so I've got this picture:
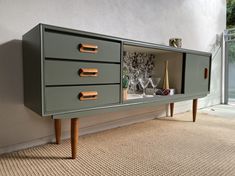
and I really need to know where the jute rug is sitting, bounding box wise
[0,112,235,176]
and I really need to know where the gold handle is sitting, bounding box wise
[79,91,98,101]
[204,68,208,79]
[79,68,98,77]
[79,43,98,54]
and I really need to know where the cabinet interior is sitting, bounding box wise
[123,44,184,101]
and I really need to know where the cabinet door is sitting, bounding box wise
[184,54,210,95]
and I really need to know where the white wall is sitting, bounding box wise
[0,0,226,154]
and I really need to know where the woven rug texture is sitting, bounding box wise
[0,112,235,176]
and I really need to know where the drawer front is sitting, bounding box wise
[45,60,120,85]
[45,85,120,113]
[44,31,121,63]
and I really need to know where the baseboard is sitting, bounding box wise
[0,99,219,155]
[79,109,166,136]
[0,135,54,155]
[0,108,167,155]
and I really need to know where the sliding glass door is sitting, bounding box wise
[225,28,235,104]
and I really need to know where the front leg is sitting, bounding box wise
[71,118,80,159]
[54,119,61,144]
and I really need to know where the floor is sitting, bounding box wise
[0,108,235,176]
[199,104,235,119]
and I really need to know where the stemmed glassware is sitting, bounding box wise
[149,77,161,94]
[138,76,150,97]
[124,61,161,98]
[129,70,139,94]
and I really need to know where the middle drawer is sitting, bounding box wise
[44,60,120,85]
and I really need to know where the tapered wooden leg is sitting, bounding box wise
[71,118,79,159]
[54,119,61,144]
[170,103,174,117]
[193,99,198,122]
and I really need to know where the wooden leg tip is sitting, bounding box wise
[71,156,76,159]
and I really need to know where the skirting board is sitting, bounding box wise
[0,96,220,155]
[0,105,166,155]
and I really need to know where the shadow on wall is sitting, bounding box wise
[0,40,54,150]
[0,40,24,104]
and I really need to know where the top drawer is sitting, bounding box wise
[43,31,121,63]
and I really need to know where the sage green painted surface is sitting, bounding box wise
[23,25,43,115]
[43,24,211,57]
[53,94,206,119]
[44,31,121,63]
[45,85,120,114]
[22,24,212,117]
[184,54,210,95]
[44,60,120,85]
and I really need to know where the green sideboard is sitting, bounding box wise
[23,24,212,159]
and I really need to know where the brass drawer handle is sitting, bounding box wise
[79,68,98,77]
[204,68,208,79]
[79,91,98,101]
[79,43,98,54]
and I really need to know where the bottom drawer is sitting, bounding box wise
[45,85,120,113]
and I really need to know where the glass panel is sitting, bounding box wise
[228,41,235,104]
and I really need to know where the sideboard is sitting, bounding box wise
[23,24,212,159]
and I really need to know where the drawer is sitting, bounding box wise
[44,60,120,85]
[45,85,120,113]
[44,31,121,63]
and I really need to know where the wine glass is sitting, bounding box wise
[138,77,150,97]
[129,77,139,93]
[129,70,140,94]
[149,77,161,94]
